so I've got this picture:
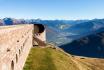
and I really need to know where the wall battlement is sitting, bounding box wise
[0,24,46,70]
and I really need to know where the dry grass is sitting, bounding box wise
[23,47,79,70]
[23,45,104,70]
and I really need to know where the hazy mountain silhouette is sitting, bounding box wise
[59,29,104,58]
[3,18,13,25]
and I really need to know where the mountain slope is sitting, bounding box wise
[23,45,104,70]
[59,30,104,58]
[23,47,79,70]
[45,19,104,46]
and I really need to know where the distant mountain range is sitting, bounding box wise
[46,19,104,46]
[59,30,104,58]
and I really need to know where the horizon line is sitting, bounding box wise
[0,17,104,20]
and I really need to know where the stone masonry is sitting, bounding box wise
[0,24,46,70]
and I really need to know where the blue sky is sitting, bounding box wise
[0,0,104,20]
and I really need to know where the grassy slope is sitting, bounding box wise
[23,47,79,70]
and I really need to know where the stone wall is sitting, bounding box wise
[0,24,34,70]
